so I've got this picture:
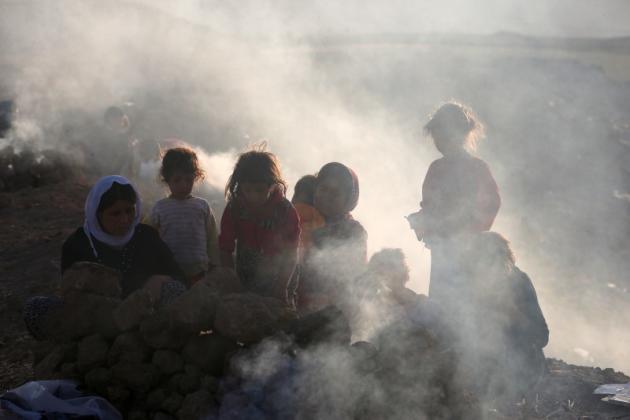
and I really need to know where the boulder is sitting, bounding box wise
[59,261,122,298]
[203,267,244,295]
[182,334,238,376]
[85,367,112,392]
[146,388,167,410]
[166,280,218,333]
[77,334,109,372]
[139,311,188,349]
[64,291,121,338]
[214,293,296,344]
[127,411,148,420]
[108,331,150,365]
[152,350,184,375]
[33,345,65,378]
[287,306,351,347]
[161,392,183,415]
[111,362,161,392]
[113,289,154,331]
[59,362,78,378]
[106,385,131,407]
[177,390,218,420]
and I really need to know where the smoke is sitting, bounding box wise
[2,0,630,382]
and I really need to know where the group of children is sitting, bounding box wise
[148,144,366,314]
[146,101,547,389]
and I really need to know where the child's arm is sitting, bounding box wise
[218,204,236,270]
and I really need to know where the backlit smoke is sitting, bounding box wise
[1,0,629,378]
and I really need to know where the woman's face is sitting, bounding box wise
[314,177,348,218]
[98,200,136,236]
[240,182,273,207]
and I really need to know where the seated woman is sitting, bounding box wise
[24,175,185,340]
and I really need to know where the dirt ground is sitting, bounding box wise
[1,180,629,419]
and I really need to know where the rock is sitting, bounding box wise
[177,390,218,419]
[203,267,244,295]
[161,392,183,414]
[113,289,154,331]
[147,388,167,410]
[287,306,351,347]
[77,334,109,372]
[106,385,131,406]
[177,372,201,395]
[59,261,122,298]
[214,293,295,344]
[183,334,238,375]
[85,367,112,392]
[139,311,187,349]
[109,331,150,365]
[60,362,78,378]
[201,375,220,394]
[127,411,148,420]
[111,362,161,392]
[152,412,176,420]
[166,281,218,333]
[152,350,184,375]
[33,345,65,378]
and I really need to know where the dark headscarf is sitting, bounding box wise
[317,162,360,213]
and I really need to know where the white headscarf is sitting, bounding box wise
[83,175,142,257]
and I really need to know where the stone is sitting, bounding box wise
[147,388,167,410]
[85,367,112,392]
[77,334,109,372]
[113,289,154,331]
[182,334,238,376]
[287,306,351,347]
[152,350,184,375]
[139,311,187,350]
[203,267,244,295]
[160,392,183,414]
[152,412,175,420]
[127,411,148,420]
[108,331,150,365]
[106,385,131,407]
[111,362,161,392]
[34,346,65,378]
[177,390,218,420]
[214,293,295,344]
[177,372,201,395]
[165,281,218,333]
[201,375,220,394]
[59,261,122,298]
[60,362,78,378]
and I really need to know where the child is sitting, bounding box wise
[287,175,326,308]
[298,162,368,313]
[150,147,220,285]
[413,101,501,304]
[218,148,300,302]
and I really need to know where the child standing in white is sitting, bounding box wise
[150,147,219,285]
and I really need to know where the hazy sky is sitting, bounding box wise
[139,0,630,38]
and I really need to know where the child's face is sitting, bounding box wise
[98,200,136,236]
[240,182,273,207]
[431,127,466,156]
[167,172,195,199]
[314,177,348,218]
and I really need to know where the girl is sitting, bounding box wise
[218,148,300,301]
[298,162,368,314]
[415,101,501,304]
[24,176,185,340]
[150,147,220,285]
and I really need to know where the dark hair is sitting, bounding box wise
[225,145,287,200]
[424,101,484,150]
[97,182,136,213]
[160,147,205,182]
[292,175,317,205]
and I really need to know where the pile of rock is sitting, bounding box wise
[0,145,76,192]
[32,263,298,419]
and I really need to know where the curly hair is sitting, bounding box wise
[225,144,287,200]
[424,101,485,151]
[160,147,205,183]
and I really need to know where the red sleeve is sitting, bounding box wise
[284,205,301,249]
[218,204,237,253]
[473,160,501,231]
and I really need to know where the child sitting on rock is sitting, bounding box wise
[150,147,220,286]
[298,162,367,314]
[219,146,300,302]
[461,231,548,399]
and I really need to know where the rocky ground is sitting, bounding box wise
[1,163,629,419]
